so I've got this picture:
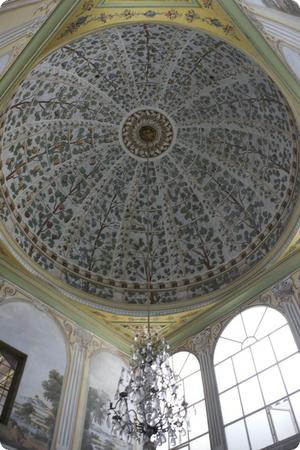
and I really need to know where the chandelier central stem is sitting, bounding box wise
[107,123,188,449]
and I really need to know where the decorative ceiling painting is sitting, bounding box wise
[48,0,245,51]
[0,24,299,309]
[97,0,202,6]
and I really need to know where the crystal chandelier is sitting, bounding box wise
[107,144,188,448]
[107,325,189,449]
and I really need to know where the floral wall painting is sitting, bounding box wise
[81,351,135,450]
[0,301,66,450]
[97,0,201,7]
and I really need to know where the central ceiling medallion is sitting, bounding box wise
[1,24,299,308]
[120,108,175,160]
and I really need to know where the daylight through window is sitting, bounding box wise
[214,306,300,450]
[160,351,210,450]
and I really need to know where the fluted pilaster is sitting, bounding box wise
[51,324,92,450]
[272,277,300,348]
[191,328,228,450]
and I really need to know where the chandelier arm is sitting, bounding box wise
[108,194,190,447]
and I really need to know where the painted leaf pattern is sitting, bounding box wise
[1,24,299,304]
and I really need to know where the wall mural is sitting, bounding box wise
[81,351,134,450]
[0,302,66,450]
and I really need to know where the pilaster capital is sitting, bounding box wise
[0,280,17,300]
[62,320,93,351]
[73,327,93,349]
[0,280,49,313]
[271,277,294,305]
[191,322,222,357]
[86,336,103,358]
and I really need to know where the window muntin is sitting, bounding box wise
[0,340,26,425]
[214,306,300,450]
[160,351,210,450]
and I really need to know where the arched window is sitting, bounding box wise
[214,306,300,450]
[160,351,210,450]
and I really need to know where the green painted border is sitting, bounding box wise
[97,0,200,7]
[1,249,299,353]
[0,257,131,353]
[0,0,299,352]
[0,0,81,105]
[169,250,300,347]
[217,0,300,102]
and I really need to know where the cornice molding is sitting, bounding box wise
[0,1,41,11]
[0,258,131,353]
[0,0,81,105]
[177,273,298,355]
[217,0,300,103]
[0,277,122,360]
[169,257,300,347]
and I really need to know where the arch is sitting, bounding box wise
[214,305,300,450]
[0,299,67,450]
[160,350,210,450]
[81,349,133,450]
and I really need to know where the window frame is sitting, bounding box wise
[213,305,300,450]
[0,339,27,425]
[166,350,210,450]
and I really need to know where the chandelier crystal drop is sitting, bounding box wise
[107,331,189,448]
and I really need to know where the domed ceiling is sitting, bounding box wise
[0,24,299,308]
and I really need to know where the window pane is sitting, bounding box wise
[232,347,255,382]
[251,336,276,372]
[255,308,286,340]
[172,352,190,377]
[220,387,243,424]
[242,336,256,349]
[180,354,200,379]
[259,365,286,404]
[189,433,210,450]
[170,444,188,450]
[270,398,298,440]
[222,315,246,343]
[158,438,169,450]
[184,371,204,404]
[215,359,236,393]
[214,338,241,364]
[270,325,298,361]
[246,410,273,450]
[188,400,208,439]
[241,307,266,338]
[280,354,300,394]
[225,419,250,450]
[239,376,264,415]
[175,380,185,401]
[290,392,300,429]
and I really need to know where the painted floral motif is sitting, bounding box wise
[59,6,239,40]
[0,24,299,305]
